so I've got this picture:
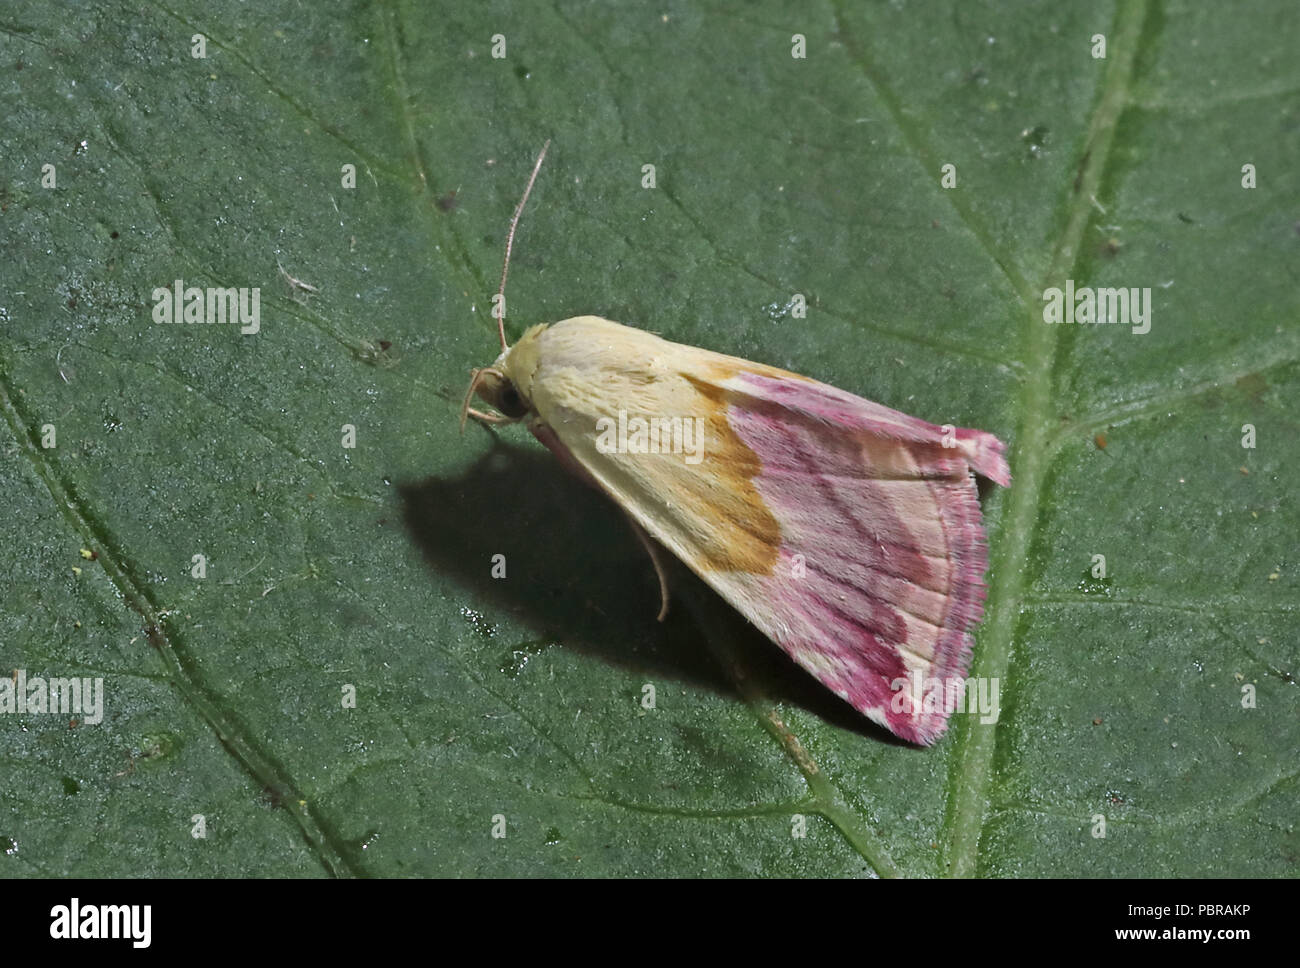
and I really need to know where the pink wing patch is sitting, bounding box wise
[722,371,1009,745]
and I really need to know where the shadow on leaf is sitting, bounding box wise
[399,435,904,745]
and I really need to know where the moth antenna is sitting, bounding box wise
[496,139,551,352]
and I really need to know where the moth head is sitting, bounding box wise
[459,350,532,432]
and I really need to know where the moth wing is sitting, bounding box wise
[517,317,1009,744]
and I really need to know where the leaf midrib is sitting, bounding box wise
[943,0,1152,877]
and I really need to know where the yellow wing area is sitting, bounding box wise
[504,316,782,577]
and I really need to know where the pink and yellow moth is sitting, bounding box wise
[461,143,1010,745]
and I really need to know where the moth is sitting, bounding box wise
[461,143,1010,744]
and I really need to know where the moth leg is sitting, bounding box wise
[460,368,489,431]
[624,515,671,622]
[464,407,519,427]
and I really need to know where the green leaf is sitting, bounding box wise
[1,0,1295,877]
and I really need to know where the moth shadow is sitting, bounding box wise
[399,438,725,695]
[399,436,909,746]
